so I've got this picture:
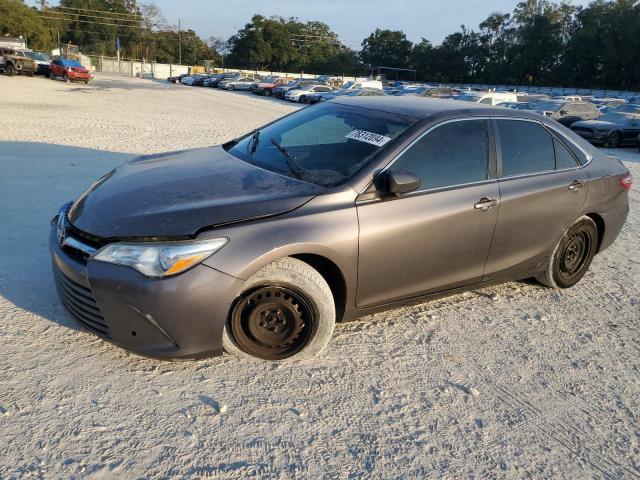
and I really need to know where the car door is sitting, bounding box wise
[356,119,501,308]
[483,119,589,280]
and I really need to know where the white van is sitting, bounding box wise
[340,79,383,91]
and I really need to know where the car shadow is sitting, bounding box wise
[0,141,138,331]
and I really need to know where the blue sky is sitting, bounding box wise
[40,0,593,49]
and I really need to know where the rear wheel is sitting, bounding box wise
[536,216,598,289]
[223,257,335,361]
[605,131,621,148]
[6,64,14,76]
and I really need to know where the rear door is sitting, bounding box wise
[483,119,589,280]
[356,119,500,307]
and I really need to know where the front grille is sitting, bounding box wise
[54,267,109,337]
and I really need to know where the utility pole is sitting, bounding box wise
[178,19,182,65]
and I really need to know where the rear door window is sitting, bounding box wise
[497,120,554,176]
[392,119,490,190]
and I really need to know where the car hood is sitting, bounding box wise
[572,119,620,129]
[68,146,325,239]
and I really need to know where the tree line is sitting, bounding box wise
[2,0,639,90]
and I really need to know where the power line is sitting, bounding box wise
[48,5,140,17]
[43,11,143,25]
[39,15,158,29]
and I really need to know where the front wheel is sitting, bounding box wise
[300,95,309,104]
[228,85,234,91]
[536,216,598,289]
[605,131,621,149]
[5,64,14,76]
[223,257,335,361]
[265,89,271,96]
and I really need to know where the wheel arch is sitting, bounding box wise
[585,212,605,253]
[291,253,347,323]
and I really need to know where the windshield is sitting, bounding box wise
[227,103,417,187]
[610,104,640,114]
[341,81,355,89]
[534,101,563,112]
[27,51,50,61]
[458,95,481,102]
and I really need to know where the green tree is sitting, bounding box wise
[360,29,413,68]
[0,0,51,50]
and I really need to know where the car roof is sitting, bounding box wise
[331,96,510,119]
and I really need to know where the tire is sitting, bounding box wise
[536,216,598,289]
[605,131,621,149]
[223,257,335,362]
[6,64,14,76]
[228,85,234,91]
[265,89,271,96]
[301,96,309,104]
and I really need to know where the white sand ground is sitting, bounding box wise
[0,73,639,479]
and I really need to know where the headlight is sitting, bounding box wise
[93,238,228,278]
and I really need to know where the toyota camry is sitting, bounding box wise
[50,97,631,361]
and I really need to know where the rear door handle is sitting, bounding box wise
[474,197,498,212]
[568,180,585,192]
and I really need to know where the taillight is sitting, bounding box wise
[620,174,632,191]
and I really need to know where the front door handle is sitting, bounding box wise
[474,197,498,212]
[568,180,585,192]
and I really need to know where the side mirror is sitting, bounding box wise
[560,109,568,115]
[387,169,421,197]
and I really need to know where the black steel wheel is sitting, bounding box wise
[230,286,316,360]
[301,95,309,104]
[536,216,598,289]
[223,257,335,361]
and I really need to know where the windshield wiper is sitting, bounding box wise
[270,138,305,180]
[245,129,260,164]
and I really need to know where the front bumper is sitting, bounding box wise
[49,221,242,359]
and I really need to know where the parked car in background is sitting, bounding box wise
[571,104,640,148]
[181,74,209,86]
[225,77,258,91]
[273,79,316,99]
[497,102,536,111]
[219,75,254,89]
[167,73,188,84]
[26,50,51,76]
[552,95,582,102]
[49,97,631,361]
[285,84,334,103]
[340,79,383,91]
[0,47,36,76]
[534,100,601,127]
[458,92,518,105]
[420,86,458,98]
[309,88,385,104]
[49,59,92,83]
[252,77,289,96]
[206,72,240,88]
[192,73,217,86]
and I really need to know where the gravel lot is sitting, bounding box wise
[1,73,639,479]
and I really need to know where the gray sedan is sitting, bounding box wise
[50,98,631,361]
